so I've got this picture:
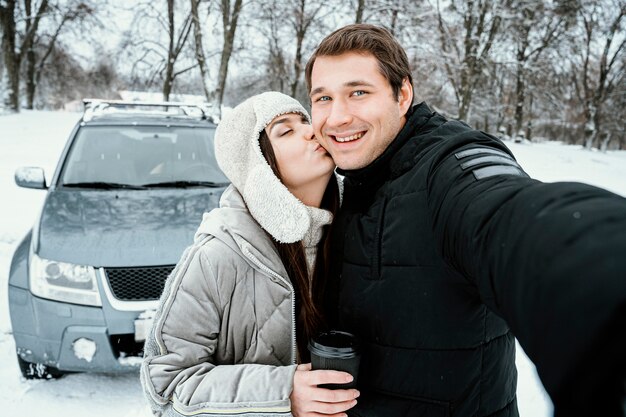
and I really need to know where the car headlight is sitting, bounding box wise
[29,254,102,306]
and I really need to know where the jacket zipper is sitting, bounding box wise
[242,247,297,365]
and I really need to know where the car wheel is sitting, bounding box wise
[17,355,65,380]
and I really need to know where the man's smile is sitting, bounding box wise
[329,131,366,143]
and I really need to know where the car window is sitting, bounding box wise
[60,125,228,187]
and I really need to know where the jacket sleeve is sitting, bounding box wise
[141,242,297,417]
[425,129,626,415]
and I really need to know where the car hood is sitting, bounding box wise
[37,187,224,267]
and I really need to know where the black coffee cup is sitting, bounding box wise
[308,330,361,389]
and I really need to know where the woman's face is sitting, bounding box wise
[265,112,335,202]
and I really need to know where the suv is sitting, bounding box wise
[9,100,228,378]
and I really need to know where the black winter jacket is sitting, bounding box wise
[325,103,626,417]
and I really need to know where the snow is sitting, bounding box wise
[507,140,626,197]
[72,338,98,363]
[1,111,626,417]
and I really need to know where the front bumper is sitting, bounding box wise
[8,267,158,373]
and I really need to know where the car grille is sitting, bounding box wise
[104,265,175,301]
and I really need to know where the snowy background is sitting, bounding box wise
[1,110,626,416]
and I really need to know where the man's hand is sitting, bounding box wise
[290,363,360,417]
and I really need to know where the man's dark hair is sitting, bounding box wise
[305,24,413,101]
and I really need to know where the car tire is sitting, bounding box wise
[17,355,65,380]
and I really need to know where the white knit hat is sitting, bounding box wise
[214,91,313,243]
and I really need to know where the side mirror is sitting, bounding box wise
[15,167,47,190]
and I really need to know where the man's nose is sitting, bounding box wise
[326,99,351,128]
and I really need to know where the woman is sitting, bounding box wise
[141,92,359,417]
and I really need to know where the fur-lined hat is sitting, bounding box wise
[214,91,313,243]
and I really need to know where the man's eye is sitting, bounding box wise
[352,90,367,97]
[315,96,331,102]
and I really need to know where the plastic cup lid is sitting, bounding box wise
[308,330,360,359]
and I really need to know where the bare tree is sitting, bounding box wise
[163,0,194,100]
[1,0,619,156]
[571,0,625,149]
[251,0,333,101]
[190,0,211,101]
[24,1,96,109]
[0,39,4,101]
[289,0,324,97]
[508,0,571,137]
[255,0,290,92]
[355,0,421,36]
[119,1,195,101]
[0,0,49,111]
[436,0,507,121]
[213,0,243,116]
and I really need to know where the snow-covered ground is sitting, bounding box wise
[1,110,626,417]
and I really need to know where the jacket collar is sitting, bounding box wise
[195,186,287,279]
[337,102,435,186]
[194,185,332,283]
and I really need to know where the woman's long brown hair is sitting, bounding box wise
[259,129,339,362]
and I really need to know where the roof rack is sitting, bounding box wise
[81,99,216,123]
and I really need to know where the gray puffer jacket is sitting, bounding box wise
[141,186,298,417]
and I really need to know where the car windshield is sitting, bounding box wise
[60,125,229,188]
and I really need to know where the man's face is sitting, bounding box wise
[309,52,413,170]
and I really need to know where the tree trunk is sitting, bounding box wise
[290,39,303,98]
[24,0,35,109]
[583,103,596,149]
[290,0,305,98]
[389,9,398,36]
[163,0,176,101]
[587,100,603,149]
[524,91,533,141]
[600,132,612,152]
[191,0,211,102]
[0,37,4,84]
[580,6,624,149]
[458,83,473,121]
[33,19,67,106]
[514,60,525,136]
[355,0,364,23]
[583,94,604,150]
[1,0,48,111]
[25,44,36,109]
[0,0,19,111]
[214,0,243,116]
[455,0,503,122]
[513,6,535,140]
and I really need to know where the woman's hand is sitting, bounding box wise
[290,363,360,417]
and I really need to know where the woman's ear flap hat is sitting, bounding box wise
[214,91,312,243]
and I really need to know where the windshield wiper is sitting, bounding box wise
[140,180,229,188]
[63,182,147,190]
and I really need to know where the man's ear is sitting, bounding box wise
[398,77,413,116]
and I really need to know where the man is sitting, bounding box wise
[305,24,626,417]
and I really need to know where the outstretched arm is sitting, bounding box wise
[426,133,626,415]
